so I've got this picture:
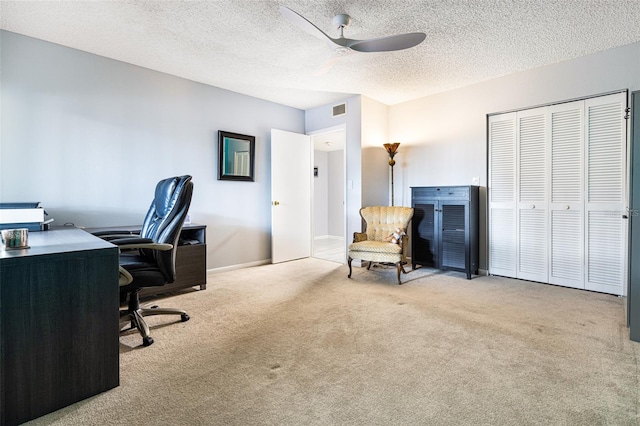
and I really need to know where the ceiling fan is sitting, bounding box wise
[280,5,426,74]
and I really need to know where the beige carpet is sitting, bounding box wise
[27,258,640,425]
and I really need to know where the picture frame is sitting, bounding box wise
[218,130,255,182]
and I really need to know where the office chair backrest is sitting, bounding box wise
[140,175,194,283]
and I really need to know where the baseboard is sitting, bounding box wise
[405,257,488,276]
[208,260,486,276]
[207,259,271,274]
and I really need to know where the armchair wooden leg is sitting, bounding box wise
[367,261,372,270]
[396,262,408,285]
[348,257,352,278]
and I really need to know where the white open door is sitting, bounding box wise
[271,129,312,263]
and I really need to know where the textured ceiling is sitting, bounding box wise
[2,1,640,110]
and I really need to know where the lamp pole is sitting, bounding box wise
[383,143,400,206]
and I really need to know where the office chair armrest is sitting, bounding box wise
[99,234,142,242]
[92,229,140,238]
[109,237,174,251]
[119,266,133,286]
[122,242,173,251]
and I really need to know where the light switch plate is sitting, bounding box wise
[472,176,480,185]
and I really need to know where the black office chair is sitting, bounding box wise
[97,175,194,347]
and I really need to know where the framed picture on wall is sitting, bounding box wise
[218,131,255,182]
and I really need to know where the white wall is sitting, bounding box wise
[361,96,391,207]
[388,40,640,270]
[0,31,305,270]
[327,150,344,237]
[313,150,328,237]
[305,96,361,241]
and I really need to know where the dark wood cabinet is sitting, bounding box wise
[87,224,207,298]
[411,186,479,279]
[141,223,207,297]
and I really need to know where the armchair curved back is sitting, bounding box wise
[140,175,194,283]
[360,206,414,242]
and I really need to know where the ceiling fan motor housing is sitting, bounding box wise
[333,14,351,29]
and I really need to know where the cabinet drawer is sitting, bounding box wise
[412,186,470,200]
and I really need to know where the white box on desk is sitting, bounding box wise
[0,208,45,224]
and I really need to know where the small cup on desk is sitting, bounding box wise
[1,228,29,249]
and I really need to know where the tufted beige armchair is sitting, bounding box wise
[348,206,414,284]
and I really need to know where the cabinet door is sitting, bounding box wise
[413,202,437,267]
[440,201,467,270]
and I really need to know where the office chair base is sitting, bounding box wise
[120,305,190,347]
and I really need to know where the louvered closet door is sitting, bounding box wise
[549,101,584,289]
[517,107,548,282]
[488,113,517,278]
[584,93,627,295]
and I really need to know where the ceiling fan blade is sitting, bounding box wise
[280,6,334,44]
[314,55,344,77]
[347,32,426,52]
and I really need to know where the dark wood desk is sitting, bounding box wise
[0,228,120,426]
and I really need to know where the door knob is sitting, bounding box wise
[273,201,280,206]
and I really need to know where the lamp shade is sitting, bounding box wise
[383,142,400,158]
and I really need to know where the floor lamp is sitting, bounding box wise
[383,143,400,206]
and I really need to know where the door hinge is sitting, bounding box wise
[624,107,631,120]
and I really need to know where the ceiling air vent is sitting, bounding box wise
[332,103,347,117]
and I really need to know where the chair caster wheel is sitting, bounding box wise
[143,336,154,346]
[181,313,190,322]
